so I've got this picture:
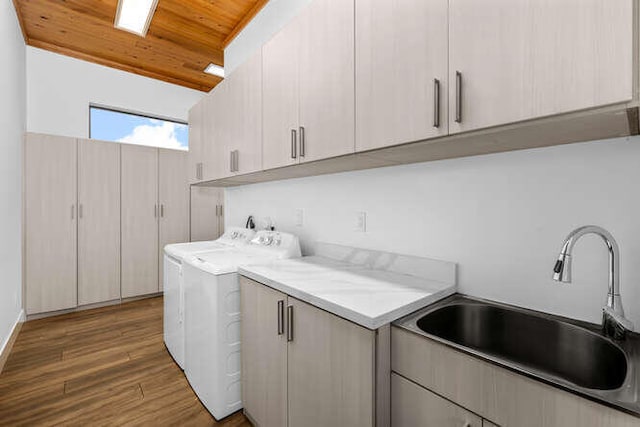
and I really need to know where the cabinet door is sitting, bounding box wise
[77,139,121,306]
[190,186,223,242]
[287,297,375,427]
[449,0,633,133]
[203,84,228,181]
[298,0,355,162]
[262,16,301,170]
[121,144,159,298]
[24,134,78,315]
[225,50,263,176]
[356,0,448,151]
[240,277,288,427]
[392,373,482,427]
[188,99,204,184]
[159,149,189,291]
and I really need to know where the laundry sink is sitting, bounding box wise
[415,302,628,391]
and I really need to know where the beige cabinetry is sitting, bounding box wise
[287,297,375,427]
[262,15,302,171]
[223,50,263,177]
[158,149,190,291]
[187,99,204,184]
[296,0,355,162]
[355,0,448,151]
[25,134,191,313]
[240,276,288,427]
[77,139,121,306]
[448,0,633,134]
[240,276,380,427]
[391,326,639,427]
[190,186,224,242]
[121,144,159,299]
[24,134,78,315]
[392,373,482,427]
[262,0,355,169]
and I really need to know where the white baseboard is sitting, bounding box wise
[0,309,25,373]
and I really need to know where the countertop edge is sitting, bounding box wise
[238,267,456,330]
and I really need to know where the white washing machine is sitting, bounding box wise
[163,227,255,369]
[183,231,301,420]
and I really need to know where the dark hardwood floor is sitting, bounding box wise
[0,297,251,426]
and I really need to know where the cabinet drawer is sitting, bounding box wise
[392,373,481,427]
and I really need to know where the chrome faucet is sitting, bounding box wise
[553,225,633,340]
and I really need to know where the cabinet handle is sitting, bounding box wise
[433,78,441,128]
[71,205,75,220]
[229,151,234,172]
[160,204,165,218]
[234,150,239,172]
[455,71,463,124]
[291,129,297,159]
[287,305,294,342]
[299,126,305,158]
[219,205,223,217]
[196,163,202,180]
[79,204,83,219]
[154,204,158,218]
[215,205,219,217]
[277,300,285,335]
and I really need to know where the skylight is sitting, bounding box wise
[115,0,158,37]
[204,63,225,78]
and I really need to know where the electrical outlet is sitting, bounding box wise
[295,209,304,227]
[355,212,367,232]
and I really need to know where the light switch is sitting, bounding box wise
[295,209,304,227]
[356,212,366,232]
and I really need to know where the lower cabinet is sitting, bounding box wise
[392,373,481,427]
[391,326,639,427]
[240,276,381,427]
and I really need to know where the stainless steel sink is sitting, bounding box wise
[395,295,640,417]
[416,303,627,390]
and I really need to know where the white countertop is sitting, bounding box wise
[238,244,457,330]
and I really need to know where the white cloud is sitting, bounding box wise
[117,121,187,150]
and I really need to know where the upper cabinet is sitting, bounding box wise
[263,0,355,169]
[448,0,633,133]
[297,0,355,163]
[223,50,263,176]
[355,0,448,151]
[188,98,204,184]
[262,14,303,170]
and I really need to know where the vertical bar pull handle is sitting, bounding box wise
[291,129,297,159]
[230,151,234,172]
[154,204,158,218]
[79,204,83,219]
[234,150,239,173]
[160,204,165,218]
[455,71,463,124]
[277,300,285,335]
[215,205,219,217]
[433,78,441,128]
[287,305,294,342]
[71,205,75,220]
[299,126,305,158]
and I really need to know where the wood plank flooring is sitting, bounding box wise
[0,297,251,426]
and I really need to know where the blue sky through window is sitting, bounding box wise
[90,107,188,150]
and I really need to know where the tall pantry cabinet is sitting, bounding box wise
[24,134,78,315]
[24,133,191,316]
[77,139,121,306]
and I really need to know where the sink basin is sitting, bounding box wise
[416,303,628,390]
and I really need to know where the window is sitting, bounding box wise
[89,106,188,150]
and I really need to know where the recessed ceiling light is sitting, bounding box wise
[115,0,158,37]
[204,63,225,78]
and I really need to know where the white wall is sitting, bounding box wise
[226,137,640,327]
[0,2,26,353]
[224,0,312,74]
[26,47,205,139]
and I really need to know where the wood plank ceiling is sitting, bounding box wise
[12,0,268,91]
